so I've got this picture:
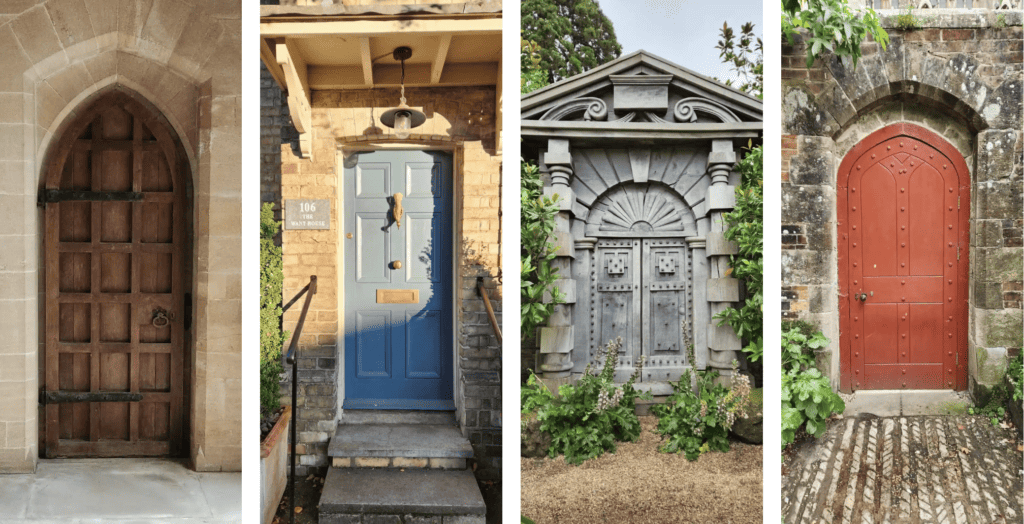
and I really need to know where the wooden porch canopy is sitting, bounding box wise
[260,1,502,157]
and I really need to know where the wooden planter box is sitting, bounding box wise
[260,406,291,524]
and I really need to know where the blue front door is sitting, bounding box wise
[343,150,454,410]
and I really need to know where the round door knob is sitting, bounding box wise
[392,260,402,269]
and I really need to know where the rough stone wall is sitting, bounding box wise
[0,0,241,473]
[261,64,283,209]
[781,11,1023,391]
[276,86,502,478]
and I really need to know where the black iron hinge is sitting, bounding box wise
[39,391,143,405]
[38,189,143,208]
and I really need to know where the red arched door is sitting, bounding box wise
[838,123,969,391]
[42,91,191,457]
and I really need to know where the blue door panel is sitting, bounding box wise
[356,213,391,283]
[355,311,390,378]
[344,150,453,410]
[407,310,442,379]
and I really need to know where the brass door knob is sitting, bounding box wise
[392,260,402,269]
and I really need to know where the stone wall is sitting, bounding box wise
[273,86,503,478]
[781,10,1023,393]
[0,0,241,473]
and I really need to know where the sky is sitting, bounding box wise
[599,0,763,85]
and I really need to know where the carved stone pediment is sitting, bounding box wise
[523,50,762,127]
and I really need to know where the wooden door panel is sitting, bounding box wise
[839,124,968,391]
[44,92,188,457]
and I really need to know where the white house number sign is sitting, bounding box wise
[285,199,330,230]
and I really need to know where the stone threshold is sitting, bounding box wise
[319,468,486,524]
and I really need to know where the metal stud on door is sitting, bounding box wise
[839,124,969,391]
[343,151,453,410]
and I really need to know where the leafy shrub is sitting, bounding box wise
[782,0,889,68]
[716,144,763,364]
[521,161,563,340]
[781,324,844,448]
[1008,352,1023,404]
[520,338,648,465]
[651,351,752,461]
[260,203,287,415]
[893,6,923,31]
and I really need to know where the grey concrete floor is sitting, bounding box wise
[0,458,240,523]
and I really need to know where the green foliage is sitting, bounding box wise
[521,0,622,84]
[521,161,564,340]
[1008,352,1023,404]
[521,39,550,95]
[781,324,844,448]
[715,145,763,363]
[715,22,764,99]
[520,338,650,465]
[995,13,1007,29]
[893,6,923,31]
[651,352,752,461]
[522,517,536,524]
[260,203,288,415]
[782,0,889,68]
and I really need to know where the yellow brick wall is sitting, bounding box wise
[278,85,502,474]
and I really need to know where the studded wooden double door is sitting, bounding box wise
[43,92,189,457]
[839,124,969,391]
[592,238,691,382]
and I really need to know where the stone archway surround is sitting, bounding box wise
[0,0,240,473]
[781,24,1022,396]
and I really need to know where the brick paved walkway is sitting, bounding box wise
[782,415,1023,524]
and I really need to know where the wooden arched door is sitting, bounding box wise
[838,123,969,392]
[42,91,191,457]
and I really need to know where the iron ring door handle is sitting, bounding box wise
[392,193,404,228]
[152,308,172,327]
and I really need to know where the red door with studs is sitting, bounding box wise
[839,123,969,391]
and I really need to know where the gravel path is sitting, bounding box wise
[782,415,1024,524]
[521,416,763,524]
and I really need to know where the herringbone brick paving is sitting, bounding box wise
[782,416,1023,524]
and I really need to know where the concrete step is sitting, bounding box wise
[341,409,457,425]
[328,423,473,469]
[319,467,486,524]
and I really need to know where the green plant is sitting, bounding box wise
[782,0,889,68]
[1008,352,1022,404]
[781,324,844,448]
[893,6,923,31]
[715,144,763,363]
[521,39,549,95]
[260,203,288,415]
[651,349,752,461]
[995,13,1007,28]
[715,22,764,99]
[521,161,564,340]
[521,337,649,465]
[521,0,622,83]
[522,517,536,524]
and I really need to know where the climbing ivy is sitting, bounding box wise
[521,162,563,341]
[715,145,763,364]
[260,203,287,415]
[782,0,889,68]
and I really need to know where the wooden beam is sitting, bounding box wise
[359,37,373,86]
[260,38,286,90]
[430,35,451,85]
[277,38,313,159]
[260,17,502,39]
[309,62,498,90]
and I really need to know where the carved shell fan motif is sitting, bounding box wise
[591,183,695,235]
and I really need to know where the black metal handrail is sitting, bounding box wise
[282,275,317,524]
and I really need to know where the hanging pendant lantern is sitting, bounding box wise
[380,46,426,139]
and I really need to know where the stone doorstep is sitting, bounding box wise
[328,423,474,463]
[319,468,486,520]
[334,456,467,470]
[342,410,457,426]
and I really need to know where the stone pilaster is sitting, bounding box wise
[705,140,742,374]
[537,139,577,379]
